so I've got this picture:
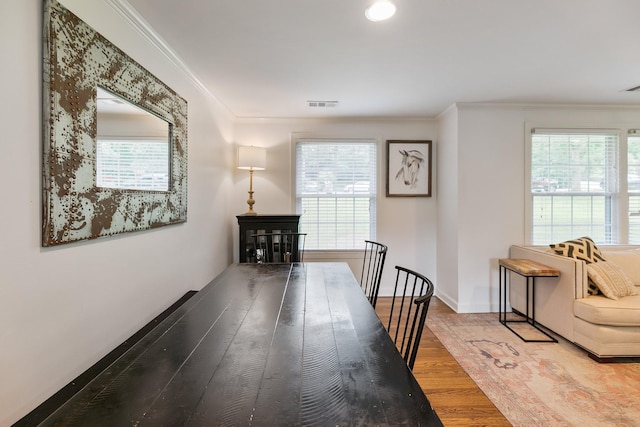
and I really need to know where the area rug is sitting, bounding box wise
[426,312,640,427]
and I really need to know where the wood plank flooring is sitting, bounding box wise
[375,297,512,427]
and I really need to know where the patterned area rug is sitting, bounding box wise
[426,312,640,426]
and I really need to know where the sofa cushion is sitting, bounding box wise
[601,249,640,286]
[574,295,640,327]
[573,317,640,357]
[586,261,638,300]
[549,236,606,263]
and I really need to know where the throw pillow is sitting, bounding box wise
[598,249,640,286]
[586,261,639,300]
[549,237,606,264]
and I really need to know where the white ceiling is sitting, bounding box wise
[123,0,640,119]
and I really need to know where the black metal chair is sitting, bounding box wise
[386,266,435,370]
[251,232,307,263]
[360,240,388,308]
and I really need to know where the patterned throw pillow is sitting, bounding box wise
[549,237,606,264]
[586,261,639,300]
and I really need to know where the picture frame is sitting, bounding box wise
[386,140,432,197]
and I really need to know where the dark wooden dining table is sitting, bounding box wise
[40,262,443,426]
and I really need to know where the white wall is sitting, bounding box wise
[0,1,234,425]
[232,117,438,296]
[435,106,459,309]
[441,103,640,313]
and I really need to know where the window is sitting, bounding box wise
[529,130,619,245]
[628,131,640,243]
[96,138,170,191]
[295,140,377,249]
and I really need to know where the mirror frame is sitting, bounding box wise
[42,0,188,247]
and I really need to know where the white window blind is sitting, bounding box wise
[530,131,618,244]
[628,132,640,243]
[96,139,169,191]
[296,140,377,250]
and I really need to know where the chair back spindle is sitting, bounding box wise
[386,266,435,370]
[251,233,307,263]
[360,240,388,308]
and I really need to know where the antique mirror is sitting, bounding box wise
[42,0,188,246]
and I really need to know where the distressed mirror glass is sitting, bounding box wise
[43,0,188,247]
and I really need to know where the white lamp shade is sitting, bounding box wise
[237,146,266,170]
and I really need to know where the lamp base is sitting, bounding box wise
[245,190,257,215]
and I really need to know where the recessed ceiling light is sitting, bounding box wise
[365,0,396,22]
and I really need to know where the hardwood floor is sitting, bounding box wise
[375,297,512,427]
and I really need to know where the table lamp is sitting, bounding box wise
[237,146,266,215]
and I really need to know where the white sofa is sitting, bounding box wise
[508,245,640,361]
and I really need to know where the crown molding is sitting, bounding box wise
[103,0,232,114]
[454,101,640,112]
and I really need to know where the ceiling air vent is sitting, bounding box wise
[307,100,338,108]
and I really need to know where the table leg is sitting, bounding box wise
[499,268,557,343]
[499,266,503,324]
[529,277,535,327]
[499,265,506,325]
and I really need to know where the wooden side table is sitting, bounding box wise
[499,258,559,343]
